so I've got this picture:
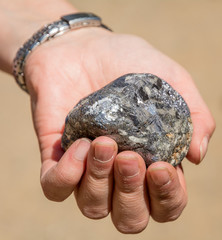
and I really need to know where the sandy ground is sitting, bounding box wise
[0,0,221,239]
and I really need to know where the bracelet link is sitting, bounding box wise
[13,12,111,93]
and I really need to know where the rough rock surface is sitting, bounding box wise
[62,73,193,167]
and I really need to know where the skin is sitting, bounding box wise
[0,0,215,234]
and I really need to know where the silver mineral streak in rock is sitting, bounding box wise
[62,73,193,167]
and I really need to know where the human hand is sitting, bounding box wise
[25,27,215,233]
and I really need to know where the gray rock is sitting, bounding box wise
[62,73,193,167]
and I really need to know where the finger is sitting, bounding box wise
[147,162,187,222]
[171,71,216,164]
[41,137,91,202]
[187,103,215,164]
[76,136,118,219]
[111,151,149,234]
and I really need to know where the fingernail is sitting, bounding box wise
[94,142,116,163]
[73,139,91,161]
[200,136,208,162]
[149,167,171,186]
[117,155,139,177]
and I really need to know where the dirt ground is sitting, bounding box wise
[0,0,221,239]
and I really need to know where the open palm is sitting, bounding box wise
[25,28,215,233]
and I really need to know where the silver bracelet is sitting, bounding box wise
[13,13,111,93]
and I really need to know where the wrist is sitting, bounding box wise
[25,26,112,97]
[0,0,78,73]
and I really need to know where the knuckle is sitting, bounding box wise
[166,200,186,221]
[154,187,172,202]
[118,175,143,193]
[120,184,145,196]
[40,181,65,202]
[54,167,75,186]
[161,192,187,211]
[40,171,69,202]
[88,166,111,180]
[121,184,143,195]
[153,196,187,223]
[87,173,110,192]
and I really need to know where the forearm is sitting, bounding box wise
[0,0,77,73]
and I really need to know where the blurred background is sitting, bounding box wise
[0,0,221,239]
